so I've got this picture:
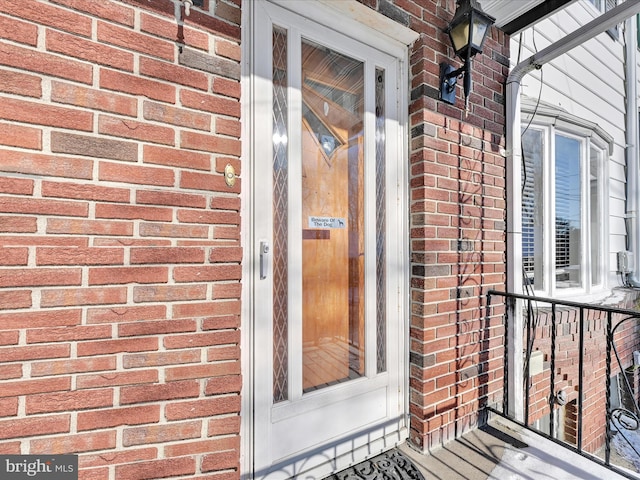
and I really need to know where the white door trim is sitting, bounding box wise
[241,1,416,478]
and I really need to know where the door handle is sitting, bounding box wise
[260,240,270,279]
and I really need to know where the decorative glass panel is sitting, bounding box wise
[272,26,288,403]
[375,68,386,374]
[300,39,365,392]
[555,134,582,289]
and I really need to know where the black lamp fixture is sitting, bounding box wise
[439,0,495,111]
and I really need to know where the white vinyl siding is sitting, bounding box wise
[511,0,625,292]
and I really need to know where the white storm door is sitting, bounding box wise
[251,2,409,478]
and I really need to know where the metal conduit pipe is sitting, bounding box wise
[505,0,640,420]
[625,15,640,287]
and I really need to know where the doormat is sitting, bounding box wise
[325,449,425,480]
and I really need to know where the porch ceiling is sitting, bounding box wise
[480,0,576,34]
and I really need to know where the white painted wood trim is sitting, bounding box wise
[272,0,419,53]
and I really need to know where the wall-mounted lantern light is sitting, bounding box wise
[439,0,495,111]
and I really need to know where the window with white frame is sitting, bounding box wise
[521,104,611,296]
[586,0,619,39]
[587,0,618,12]
[587,0,605,11]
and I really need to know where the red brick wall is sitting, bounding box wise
[0,0,242,478]
[0,0,511,476]
[525,302,640,453]
[404,1,509,451]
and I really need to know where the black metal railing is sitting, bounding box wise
[487,290,640,479]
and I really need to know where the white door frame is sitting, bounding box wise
[240,1,418,478]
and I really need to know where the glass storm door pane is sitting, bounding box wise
[300,39,365,392]
[269,22,391,404]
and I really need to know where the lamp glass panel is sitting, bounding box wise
[471,20,488,50]
[450,22,470,54]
